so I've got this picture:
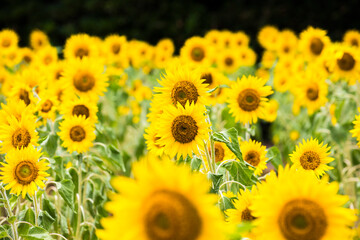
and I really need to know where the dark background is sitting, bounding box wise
[1,0,359,52]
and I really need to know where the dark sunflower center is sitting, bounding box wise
[213,143,225,163]
[284,46,290,53]
[37,39,43,46]
[190,47,205,62]
[41,100,53,113]
[69,125,86,142]
[145,190,202,240]
[72,105,90,118]
[73,73,95,92]
[310,37,324,55]
[171,115,198,144]
[237,89,260,112]
[300,151,321,170]
[245,150,260,167]
[241,207,256,221]
[44,55,52,65]
[75,47,89,59]
[225,57,234,66]
[14,161,38,185]
[337,52,355,71]
[2,38,10,47]
[306,87,319,101]
[351,39,359,47]
[23,55,32,64]
[12,128,31,149]
[55,70,62,80]
[19,89,31,105]
[278,199,327,240]
[201,73,213,85]
[112,43,121,54]
[171,81,199,107]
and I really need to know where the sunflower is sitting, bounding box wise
[293,70,328,115]
[262,99,279,122]
[227,75,273,124]
[60,57,108,100]
[230,31,250,49]
[261,50,277,68]
[63,34,99,60]
[128,40,154,69]
[36,92,59,121]
[216,49,240,74]
[220,30,233,49]
[0,98,35,126]
[199,67,229,105]
[343,30,360,47]
[104,34,127,61]
[0,147,49,198]
[20,47,34,65]
[299,27,331,61]
[205,29,222,47]
[33,45,58,67]
[290,130,300,141]
[208,141,235,164]
[0,114,38,153]
[0,29,19,53]
[4,48,22,67]
[60,95,98,123]
[350,109,360,147]
[154,63,209,108]
[251,165,356,240]
[157,102,210,158]
[96,157,226,240]
[8,80,36,105]
[58,115,96,154]
[240,139,268,176]
[30,30,50,50]
[258,26,280,50]
[156,38,175,57]
[144,123,166,156]
[44,60,65,83]
[180,36,213,66]
[290,138,334,177]
[276,30,298,57]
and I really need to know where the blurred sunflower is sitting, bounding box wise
[230,31,250,48]
[104,34,127,61]
[36,92,59,121]
[144,123,166,157]
[0,29,19,53]
[262,99,279,122]
[240,139,268,176]
[30,30,50,50]
[299,27,331,60]
[205,29,222,47]
[276,30,298,57]
[350,109,360,147]
[343,30,360,47]
[63,33,99,60]
[180,36,213,66]
[216,49,240,74]
[20,47,34,65]
[208,142,235,163]
[0,99,34,126]
[237,47,257,67]
[258,25,279,50]
[60,95,98,123]
[199,67,229,105]
[156,38,175,57]
[33,45,58,67]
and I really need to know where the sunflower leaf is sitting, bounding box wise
[21,226,52,240]
[266,146,282,170]
[41,133,59,157]
[212,128,243,161]
[56,179,75,211]
[222,161,254,186]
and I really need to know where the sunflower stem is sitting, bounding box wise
[0,185,19,240]
[245,122,251,141]
[75,153,83,240]
[33,192,39,226]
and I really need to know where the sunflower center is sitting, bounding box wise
[337,52,355,71]
[171,115,198,144]
[201,73,213,85]
[23,55,32,63]
[237,89,260,112]
[306,87,319,101]
[278,199,327,240]
[44,55,52,65]
[55,70,62,80]
[171,81,199,107]
[41,100,53,113]
[245,150,260,167]
[145,190,202,240]
[73,73,95,92]
[19,89,31,105]
[14,161,38,185]
[351,39,359,47]
[75,47,89,59]
[112,43,121,54]
[213,143,225,163]
[241,207,256,221]
[2,38,11,47]
[72,105,90,118]
[225,57,234,66]
[69,126,86,142]
[300,151,321,170]
[12,128,31,149]
[190,47,205,62]
[310,38,324,55]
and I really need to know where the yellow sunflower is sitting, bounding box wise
[227,75,273,124]
[0,147,49,198]
[350,109,360,147]
[60,57,108,100]
[261,50,277,68]
[205,29,222,47]
[299,26,331,61]
[230,31,250,49]
[199,67,229,105]
[144,123,166,157]
[36,92,59,121]
[30,30,50,50]
[0,114,38,153]
[240,139,268,176]
[251,165,356,240]
[60,95,98,123]
[104,34,127,61]
[96,157,226,240]
[180,36,213,66]
[276,29,298,57]
[0,29,19,53]
[237,47,257,67]
[14,67,47,96]
[258,26,280,50]
[343,30,360,47]
[63,33,100,60]
[156,38,175,57]
[216,49,240,74]
[58,115,96,154]
[0,98,35,126]
[273,71,290,92]
[262,99,279,122]
[208,141,235,164]
[154,63,209,108]
[33,45,58,67]
[20,47,34,65]
[289,138,334,177]
[157,102,210,158]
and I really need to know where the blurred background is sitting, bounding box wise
[1,0,360,54]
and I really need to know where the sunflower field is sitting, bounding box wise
[0,26,360,240]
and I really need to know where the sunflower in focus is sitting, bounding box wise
[96,157,226,240]
[0,147,49,198]
[227,75,273,124]
[60,95,98,123]
[154,63,209,108]
[30,30,50,50]
[240,139,268,176]
[0,114,38,153]
[63,34,99,60]
[299,27,331,60]
[0,29,19,53]
[61,57,108,100]
[251,165,356,240]
[258,26,279,50]
[157,102,210,158]
[180,36,213,66]
[290,138,333,177]
[343,30,360,47]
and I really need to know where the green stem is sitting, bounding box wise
[245,122,251,141]
[0,186,19,240]
[75,154,83,240]
[33,193,39,226]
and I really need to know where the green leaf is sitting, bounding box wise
[39,210,55,230]
[9,194,19,211]
[212,128,243,161]
[266,146,282,170]
[207,173,223,193]
[219,195,235,212]
[41,133,58,157]
[7,216,16,224]
[18,208,35,235]
[207,85,218,94]
[223,161,254,186]
[56,179,75,211]
[0,224,9,238]
[190,156,202,171]
[21,226,52,240]
[109,144,125,172]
